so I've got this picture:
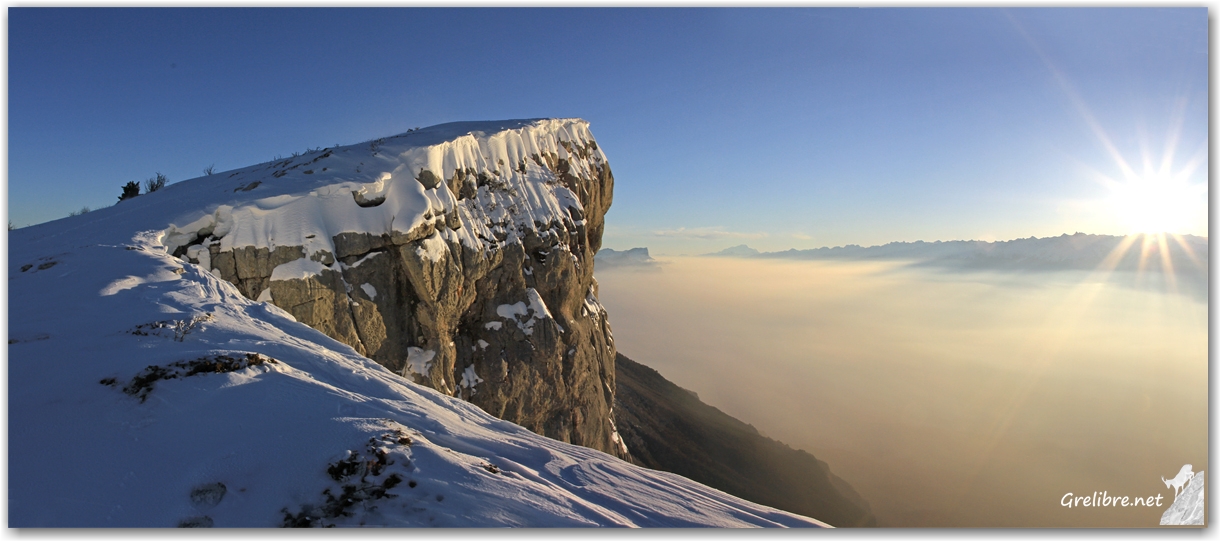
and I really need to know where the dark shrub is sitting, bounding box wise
[118,181,141,202]
[145,172,167,193]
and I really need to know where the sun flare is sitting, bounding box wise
[1107,174,1205,235]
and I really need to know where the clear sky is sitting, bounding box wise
[8,8,1209,254]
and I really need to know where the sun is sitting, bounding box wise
[1106,173,1206,235]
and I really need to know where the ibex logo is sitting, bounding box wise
[1159,464,1205,526]
[1162,464,1194,501]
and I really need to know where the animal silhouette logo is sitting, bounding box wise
[1162,464,1195,501]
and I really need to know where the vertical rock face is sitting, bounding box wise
[164,119,626,458]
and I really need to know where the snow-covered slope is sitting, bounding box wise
[8,120,826,527]
[159,118,607,266]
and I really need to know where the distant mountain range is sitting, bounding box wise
[706,233,1208,275]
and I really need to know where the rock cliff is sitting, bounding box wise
[162,119,625,458]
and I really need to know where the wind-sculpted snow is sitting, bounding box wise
[9,216,826,527]
[160,118,606,263]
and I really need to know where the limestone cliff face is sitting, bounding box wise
[163,119,626,458]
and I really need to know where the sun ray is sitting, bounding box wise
[1169,233,1205,271]
[1136,233,1155,274]
[1171,142,1209,183]
[1004,12,1140,182]
[1095,233,1141,275]
[946,254,1120,514]
[1157,96,1190,178]
[947,231,1149,512]
[1155,233,1179,296]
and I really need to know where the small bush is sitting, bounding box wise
[118,181,141,202]
[145,172,167,193]
[68,206,91,217]
[203,164,215,175]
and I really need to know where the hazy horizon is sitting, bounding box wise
[604,230,1210,258]
[596,256,1207,527]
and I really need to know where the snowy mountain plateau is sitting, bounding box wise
[9,119,833,527]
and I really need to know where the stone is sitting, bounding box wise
[416,169,442,189]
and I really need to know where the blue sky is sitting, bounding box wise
[9,8,1208,254]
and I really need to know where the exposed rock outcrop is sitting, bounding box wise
[164,119,625,458]
[614,353,877,527]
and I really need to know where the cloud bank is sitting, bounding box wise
[596,256,1207,527]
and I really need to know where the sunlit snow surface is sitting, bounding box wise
[8,119,825,528]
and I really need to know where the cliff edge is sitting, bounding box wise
[161,119,623,457]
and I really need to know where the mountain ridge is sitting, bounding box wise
[614,353,877,527]
[705,232,1208,273]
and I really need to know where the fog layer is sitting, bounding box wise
[596,257,1207,527]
